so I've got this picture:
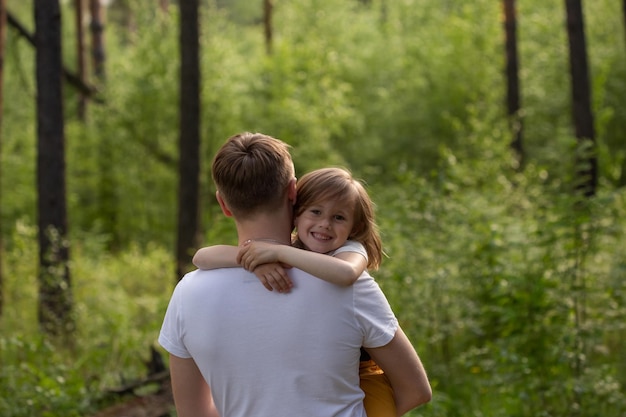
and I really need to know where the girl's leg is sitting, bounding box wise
[360,360,396,417]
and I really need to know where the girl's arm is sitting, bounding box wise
[237,242,367,287]
[192,245,239,269]
[193,245,293,293]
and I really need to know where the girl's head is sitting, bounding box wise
[293,167,383,270]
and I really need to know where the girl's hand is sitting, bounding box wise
[253,263,293,293]
[237,241,282,271]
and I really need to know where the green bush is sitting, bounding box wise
[372,137,626,416]
[0,227,174,416]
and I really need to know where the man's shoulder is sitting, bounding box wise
[177,267,247,285]
[185,266,245,276]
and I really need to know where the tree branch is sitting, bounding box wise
[7,10,101,99]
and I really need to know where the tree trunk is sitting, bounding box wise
[175,0,201,281]
[35,0,74,337]
[263,0,273,55]
[109,0,135,39]
[380,0,387,24]
[90,0,105,80]
[98,135,119,250]
[0,0,6,317]
[503,0,524,168]
[159,0,169,14]
[75,0,87,119]
[564,0,597,197]
[87,0,118,249]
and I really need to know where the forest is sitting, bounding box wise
[0,0,625,416]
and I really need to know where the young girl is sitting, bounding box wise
[193,167,395,417]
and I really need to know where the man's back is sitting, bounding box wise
[159,267,398,417]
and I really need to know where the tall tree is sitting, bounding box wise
[502,0,524,168]
[109,0,136,38]
[623,0,626,52]
[90,0,105,80]
[0,0,5,317]
[35,0,74,336]
[175,0,201,280]
[75,0,87,119]
[263,0,273,55]
[88,0,118,249]
[564,0,597,197]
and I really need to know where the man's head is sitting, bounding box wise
[212,132,295,219]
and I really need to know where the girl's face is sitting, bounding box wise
[294,198,355,254]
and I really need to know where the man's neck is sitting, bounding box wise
[235,214,293,246]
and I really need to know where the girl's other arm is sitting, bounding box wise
[193,245,292,292]
[251,263,293,293]
[192,245,239,270]
[238,242,366,286]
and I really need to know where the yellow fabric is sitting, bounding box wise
[359,360,396,417]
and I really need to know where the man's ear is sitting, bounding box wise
[216,191,233,217]
[288,177,297,206]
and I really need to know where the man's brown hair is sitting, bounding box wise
[212,132,294,218]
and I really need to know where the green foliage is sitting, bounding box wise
[0,226,173,416]
[0,336,90,417]
[3,0,625,245]
[1,0,626,415]
[373,143,626,416]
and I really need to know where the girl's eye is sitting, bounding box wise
[334,215,346,221]
[310,209,321,215]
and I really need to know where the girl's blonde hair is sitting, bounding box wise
[293,167,383,270]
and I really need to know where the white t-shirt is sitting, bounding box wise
[159,266,398,417]
[329,240,368,260]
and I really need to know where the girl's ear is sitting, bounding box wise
[216,191,233,217]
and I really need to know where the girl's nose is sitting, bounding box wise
[319,218,331,228]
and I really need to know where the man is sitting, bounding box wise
[159,132,431,417]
